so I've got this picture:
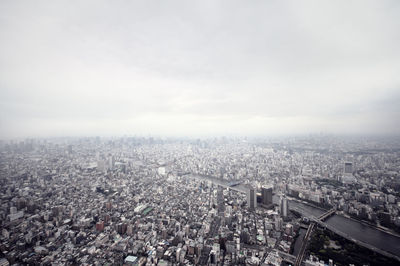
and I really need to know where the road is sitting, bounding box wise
[294,222,315,266]
[293,208,335,266]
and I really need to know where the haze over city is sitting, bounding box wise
[1,0,399,139]
[2,2,400,266]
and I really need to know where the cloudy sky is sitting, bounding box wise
[0,1,399,139]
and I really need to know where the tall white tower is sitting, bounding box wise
[280,196,288,217]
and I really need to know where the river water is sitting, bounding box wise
[289,200,400,256]
[188,175,400,257]
[292,228,307,256]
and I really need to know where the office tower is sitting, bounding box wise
[109,156,115,170]
[280,196,288,217]
[274,217,282,231]
[247,188,257,210]
[96,221,105,231]
[342,162,356,184]
[217,185,225,214]
[103,214,110,223]
[344,162,353,174]
[185,224,190,236]
[117,223,127,235]
[176,248,182,262]
[261,186,273,205]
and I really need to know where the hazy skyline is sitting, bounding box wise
[1,1,399,139]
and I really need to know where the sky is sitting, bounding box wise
[0,1,399,139]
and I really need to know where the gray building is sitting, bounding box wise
[261,186,273,205]
[247,188,257,210]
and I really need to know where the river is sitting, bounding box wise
[292,228,307,256]
[187,175,400,257]
[289,200,400,257]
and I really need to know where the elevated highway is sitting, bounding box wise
[312,218,400,262]
[187,174,249,193]
[291,206,400,263]
[295,222,315,266]
[294,208,336,266]
[186,174,400,262]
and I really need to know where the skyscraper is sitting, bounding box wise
[217,185,225,214]
[280,196,288,217]
[247,188,257,210]
[342,162,356,184]
[261,186,273,205]
[109,156,115,170]
[344,162,353,174]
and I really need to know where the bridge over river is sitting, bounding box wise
[186,174,400,262]
[293,208,335,266]
[290,201,400,262]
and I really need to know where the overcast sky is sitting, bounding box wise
[0,1,399,139]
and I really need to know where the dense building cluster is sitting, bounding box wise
[0,136,399,265]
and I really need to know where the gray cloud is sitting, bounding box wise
[1,0,399,138]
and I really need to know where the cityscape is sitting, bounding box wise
[1,136,400,265]
[1,1,400,265]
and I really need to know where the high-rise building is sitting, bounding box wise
[261,186,273,205]
[280,196,288,217]
[117,223,127,235]
[342,162,356,184]
[247,188,257,210]
[109,156,115,170]
[176,247,182,262]
[344,162,353,174]
[185,224,190,236]
[217,185,225,214]
[274,217,282,231]
[96,221,104,231]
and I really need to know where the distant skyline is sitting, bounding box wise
[1,1,400,139]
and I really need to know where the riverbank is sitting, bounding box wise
[288,196,400,238]
[339,212,400,238]
[308,227,399,266]
[289,200,400,258]
[287,196,328,212]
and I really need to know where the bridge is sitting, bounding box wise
[188,174,249,193]
[294,208,335,266]
[312,218,400,262]
[294,222,315,266]
[227,180,244,187]
[291,206,400,263]
[186,175,400,262]
[318,208,335,221]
